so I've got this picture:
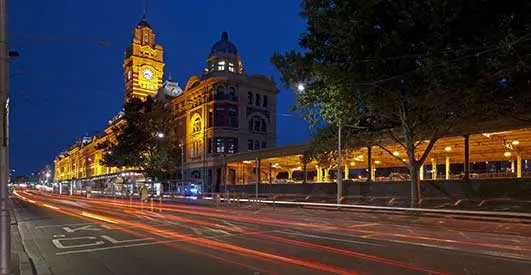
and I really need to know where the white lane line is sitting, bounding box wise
[369,237,531,263]
[349,223,379,228]
[278,231,381,247]
[56,240,177,256]
[36,223,90,229]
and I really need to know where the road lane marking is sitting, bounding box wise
[376,237,531,262]
[52,236,105,249]
[36,223,90,229]
[55,239,177,255]
[349,223,379,228]
[100,235,153,244]
[278,231,381,247]
[63,224,102,233]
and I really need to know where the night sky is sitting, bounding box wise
[9,0,312,175]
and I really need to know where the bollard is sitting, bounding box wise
[159,196,162,212]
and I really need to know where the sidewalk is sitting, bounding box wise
[9,197,35,275]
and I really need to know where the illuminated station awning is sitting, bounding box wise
[225,125,531,184]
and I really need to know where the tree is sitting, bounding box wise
[98,97,181,183]
[273,0,531,206]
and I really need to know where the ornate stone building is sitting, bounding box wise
[174,31,278,191]
[54,17,279,192]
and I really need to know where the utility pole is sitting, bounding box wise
[0,0,11,273]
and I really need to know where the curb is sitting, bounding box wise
[9,198,37,275]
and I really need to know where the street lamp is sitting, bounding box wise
[297,83,305,93]
[179,141,184,192]
[157,132,164,139]
[295,83,342,205]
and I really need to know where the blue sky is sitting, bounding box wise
[9,0,312,175]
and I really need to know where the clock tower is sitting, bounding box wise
[123,16,164,101]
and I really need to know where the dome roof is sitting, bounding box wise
[209,32,238,57]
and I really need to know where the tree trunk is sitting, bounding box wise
[409,164,421,208]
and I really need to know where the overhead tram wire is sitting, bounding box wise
[10,33,111,48]
[354,32,531,87]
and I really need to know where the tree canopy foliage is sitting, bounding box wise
[98,97,181,182]
[273,0,531,204]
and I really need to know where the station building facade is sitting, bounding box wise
[54,17,279,192]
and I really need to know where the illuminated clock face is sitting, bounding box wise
[142,68,154,80]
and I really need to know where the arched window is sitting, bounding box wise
[228,87,236,101]
[192,117,202,133]
[215,86,226,100]
[217,61,226,71]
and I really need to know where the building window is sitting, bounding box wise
[262,141,266,149]
[255,94,261,106]
[248,140,253,151]
[226,137,238,154]
[216,138,224,153]
[229,108,238,127]
[248,92,253,105]
[228,87,236,101]
[228,62,235,72]
[217,61,225,71]
[208,109,213,128]
[254,140,260,150]
[192,117,202,133]
[249,116,266,133]
[216,86,226,100]
[263,95,268,108]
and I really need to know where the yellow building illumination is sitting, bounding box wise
[54,17,164,182]
[123,17,164,101]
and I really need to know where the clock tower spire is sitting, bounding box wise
[122,15,164,101]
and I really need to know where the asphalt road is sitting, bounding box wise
[10,190,531,275]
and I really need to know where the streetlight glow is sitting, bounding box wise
[512,140,520,146]
[392,151,400,156]
[157,132,164,138]
[444,146,452,152]
[504,151,512,157]
[296,83,305,92]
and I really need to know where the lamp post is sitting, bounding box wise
[179,141,184,193]
[337,120,342,205]
[297,83,343,205]
[0,0,11,272]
